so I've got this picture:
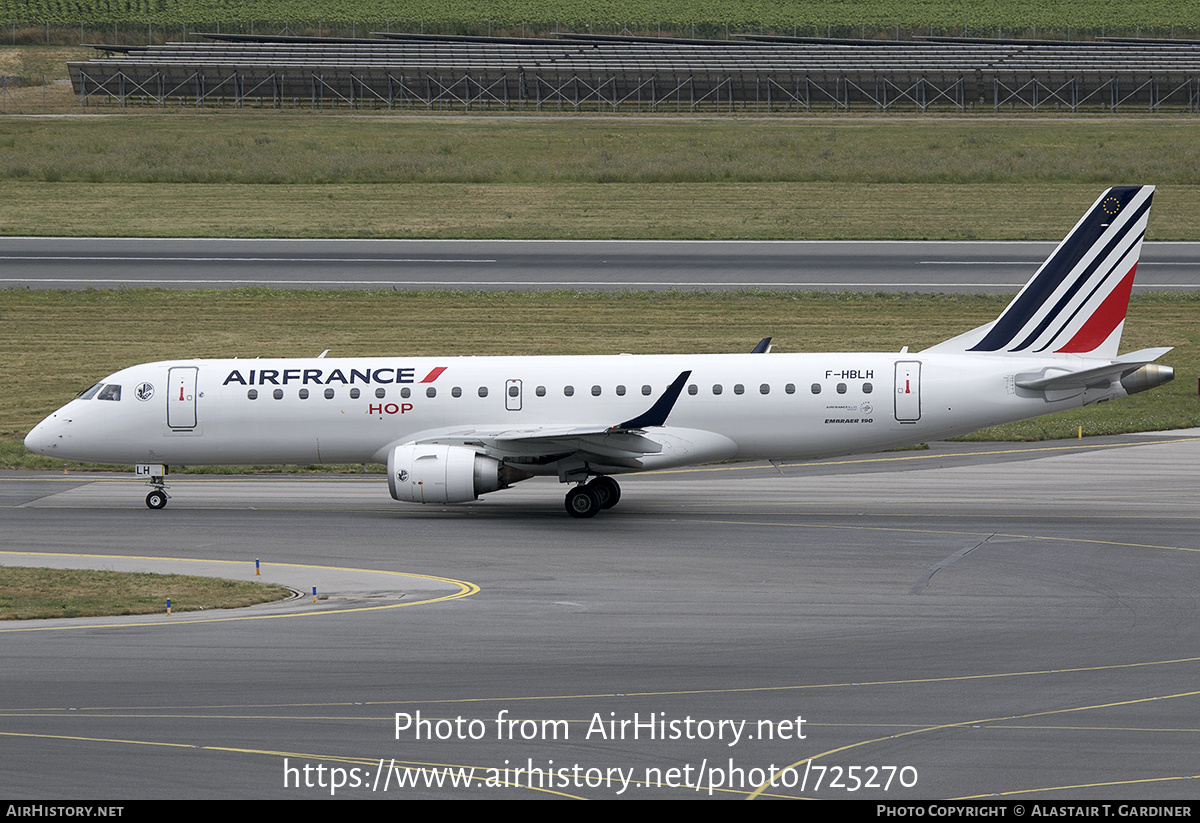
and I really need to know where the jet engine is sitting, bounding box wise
[1120,363,1174,396]
[388,444,525,504]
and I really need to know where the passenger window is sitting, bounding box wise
[536,386,546,397]
[837,383,847,394]
[641,385,652,396]
[247,389,258,400]
[687,384,698,395]
[478,386,488,398]
[785,383,796,394]
[400,387,411,398]
[299,388,309,400]
[712,384,723,395]
[733,384,745,395]
[616,385,626,396]
[78,383,104,399]
[97,384,122,401]
[759,383,770,395]
[426,387,437,398]
[273,389,284,400]
[863,382,873,393]
[325,388,335,399]
[811,383,822,394]
[591,385,601,396]
[509,385,520,397]
[452,387,462,398]
[564,386,574,397]
[349,388,360,399]
[375,387,386,399]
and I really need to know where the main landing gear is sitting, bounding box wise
[564,476,621,519]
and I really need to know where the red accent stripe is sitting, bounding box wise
[1055,264,1137,353]
[419,366,447,383]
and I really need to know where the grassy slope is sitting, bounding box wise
[2,117,1200,239]
[1,3,1198,31]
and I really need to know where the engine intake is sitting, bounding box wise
[388,444,522,504]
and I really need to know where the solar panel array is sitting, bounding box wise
[69,32,1200,113]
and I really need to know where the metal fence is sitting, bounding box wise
[70,32,1200,114]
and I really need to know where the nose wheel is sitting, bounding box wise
[141,467,170,510]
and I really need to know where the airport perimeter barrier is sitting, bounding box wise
[68,32,1200,114]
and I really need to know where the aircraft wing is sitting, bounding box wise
[404,370,693,467]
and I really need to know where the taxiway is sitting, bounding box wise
[3,431,1198,798]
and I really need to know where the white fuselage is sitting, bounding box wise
[24,351,1112,474]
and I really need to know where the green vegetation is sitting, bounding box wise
[1,1,1197,35]
[1,118,1199,239]
[6,181,1200,240]
[0,565,293,619]
[5,119,1200,186]
[2,289,1197,470]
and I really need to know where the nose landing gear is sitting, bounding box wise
[136,464,170,510]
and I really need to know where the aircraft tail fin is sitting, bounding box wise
[924,186,1153,359]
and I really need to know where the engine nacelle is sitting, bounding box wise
[388,444,507,504]
[1120,363,1174,396]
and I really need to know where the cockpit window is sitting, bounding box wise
[78,383,104,400]
[97,384,122,401]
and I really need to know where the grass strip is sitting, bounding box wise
[0,566,293,619]
[5,181,1200,240]
[6,117,1200,185]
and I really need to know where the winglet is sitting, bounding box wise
[751,337,772,353]
[615,370,692,430]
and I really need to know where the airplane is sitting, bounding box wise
[24,186,1174,518]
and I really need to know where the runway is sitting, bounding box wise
[3,431,1199,799]
[2,238,1199,292]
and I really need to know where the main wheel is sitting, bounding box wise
[146,490,168,510]
[565,485,602,518]
[588,476,621,510]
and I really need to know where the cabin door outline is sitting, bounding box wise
[894,361,921,423]
[167,367,198,429]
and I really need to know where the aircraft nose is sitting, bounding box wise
[24,416,61,456]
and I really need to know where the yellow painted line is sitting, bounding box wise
[746,689,1200,800]
[952,773,1200,799]
[0,731,196,749]
[642,436,1200,476]
[681,518,1200,554]
[346,656,1200,708]
[0,732,584,798]
[0,551,478,632]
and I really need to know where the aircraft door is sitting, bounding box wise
[167,367,198,429]
[894,361,921,423]
[505,379,522,411]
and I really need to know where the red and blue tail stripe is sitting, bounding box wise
[967,186,1153,358]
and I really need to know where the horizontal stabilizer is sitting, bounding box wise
[1015,347,1173,391]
